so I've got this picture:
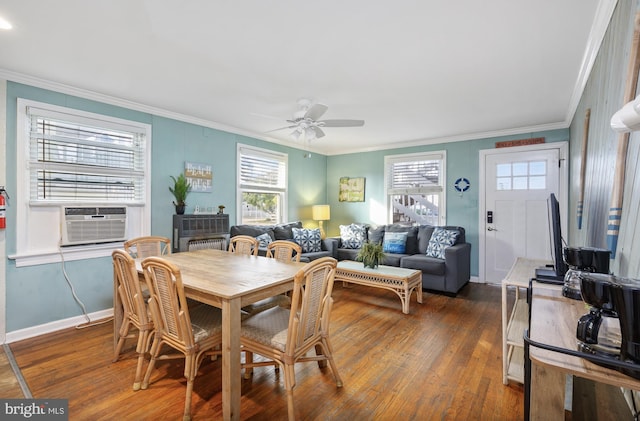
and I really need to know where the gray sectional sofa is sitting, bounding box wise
[334,223,471,295]
[229,221,336,262]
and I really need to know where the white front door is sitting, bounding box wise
[479,143,568,283]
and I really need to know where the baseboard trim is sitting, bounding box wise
[5,309,114,344]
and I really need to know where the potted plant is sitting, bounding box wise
[169,173,192,215]
[356,241,385,269]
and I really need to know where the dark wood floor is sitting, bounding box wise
[5,282,524,420]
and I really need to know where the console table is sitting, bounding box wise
[502,257,550,385]
[527,281,640,420]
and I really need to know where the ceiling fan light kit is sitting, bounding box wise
[266,99,365,142]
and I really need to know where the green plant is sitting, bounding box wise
[356,241,385,269]
[169,173,192,205]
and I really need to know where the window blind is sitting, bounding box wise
[238,146,286,191]
[387,153,443,194]
[27,107,146,202]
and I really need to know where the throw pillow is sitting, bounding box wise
[339,224,366,249]
[255,232,273,248]
[382,231,408,254]
[292,228,322,253]
[426,227,460,259]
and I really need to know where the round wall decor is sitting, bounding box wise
[454,177,470,192]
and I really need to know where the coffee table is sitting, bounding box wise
[335,260,423,314]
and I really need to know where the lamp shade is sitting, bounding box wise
[312,205,330,221]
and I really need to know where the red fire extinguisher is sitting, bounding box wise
[0,187,7,229]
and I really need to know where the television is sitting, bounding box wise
[535,193,567,282]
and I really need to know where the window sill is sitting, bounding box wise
[8,242,124,267]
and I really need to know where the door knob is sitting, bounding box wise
[487,227,497,231]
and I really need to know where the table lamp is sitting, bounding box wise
[312,205,330,239]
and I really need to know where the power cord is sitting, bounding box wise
[58,243,113,329]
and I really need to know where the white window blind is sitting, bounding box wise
[239,146,286,191]
[387,153,444,194]
[27,106,146,203]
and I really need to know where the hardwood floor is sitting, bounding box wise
[6,282,524,420]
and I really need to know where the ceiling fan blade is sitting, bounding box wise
[265,125,296,133]
[313,127,326,139]
[319,119,365,127]
[304,103,328,121]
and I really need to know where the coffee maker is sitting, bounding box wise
[562,246,611,300]
[576,273,640,379]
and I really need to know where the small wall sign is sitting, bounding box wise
[185,162,213,192]
[495,137,545,148]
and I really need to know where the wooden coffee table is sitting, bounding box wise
[335,260,423,314]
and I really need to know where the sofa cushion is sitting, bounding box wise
[292,227,322,252]
[255,232,273,248]
[401,255,446,276]
[417,225,436,254]
[339,224,367,249]
[385,224,419,255]
[230,225,275,240]
[367,226,385,244]
[382,231,408,254]
[273,221,303,240]
[382,253,407,267]
[426,227,460,259]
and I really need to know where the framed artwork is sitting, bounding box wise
[339,177,365,202]
[185,161,213,192]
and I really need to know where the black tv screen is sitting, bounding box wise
[548,193,567,279]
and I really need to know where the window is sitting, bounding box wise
[14,99,151,266]
[384,151,446,226]
[27,105,146,203]
[237,144,287,225]
[496,160,546,191]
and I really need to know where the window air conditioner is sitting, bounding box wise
[61,206,127,246]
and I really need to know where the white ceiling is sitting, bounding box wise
[0,0,615,155]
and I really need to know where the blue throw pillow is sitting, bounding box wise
[255,232,273,248]
[339,224,366,249]
[426,228,459,259]
[383,231,408,254]
[292,228,322,253]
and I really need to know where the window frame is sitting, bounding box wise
[236,144,288,225]
[384,151,447,226]
[12,99,151,267]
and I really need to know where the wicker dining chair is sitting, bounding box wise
[140,257,222,421]
[228,235,259,256]
[241,240,301,317]
[124,236,172,259]
[266,240,302,263]
[241,257,343,421]
[112,249,153,391]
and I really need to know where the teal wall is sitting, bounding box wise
[4,82,328,332]
[326,129,570,278]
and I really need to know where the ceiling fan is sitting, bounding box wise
[267,99,364,141]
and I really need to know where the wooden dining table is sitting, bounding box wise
[115,248,306,421]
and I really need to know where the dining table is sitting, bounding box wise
[114,248,306,421]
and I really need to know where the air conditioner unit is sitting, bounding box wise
[61,206,127,246]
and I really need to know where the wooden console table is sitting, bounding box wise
[502,257,550,384]
[527,281,640,420]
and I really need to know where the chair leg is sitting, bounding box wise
[132,330,149,391]
[112,319,131,362]
[283,363,297,421]
[320,337,343,387]
[182,354,197,421]
[140,336,161,390]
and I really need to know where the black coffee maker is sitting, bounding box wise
[562,247,611,300]
[576,273,640,379]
